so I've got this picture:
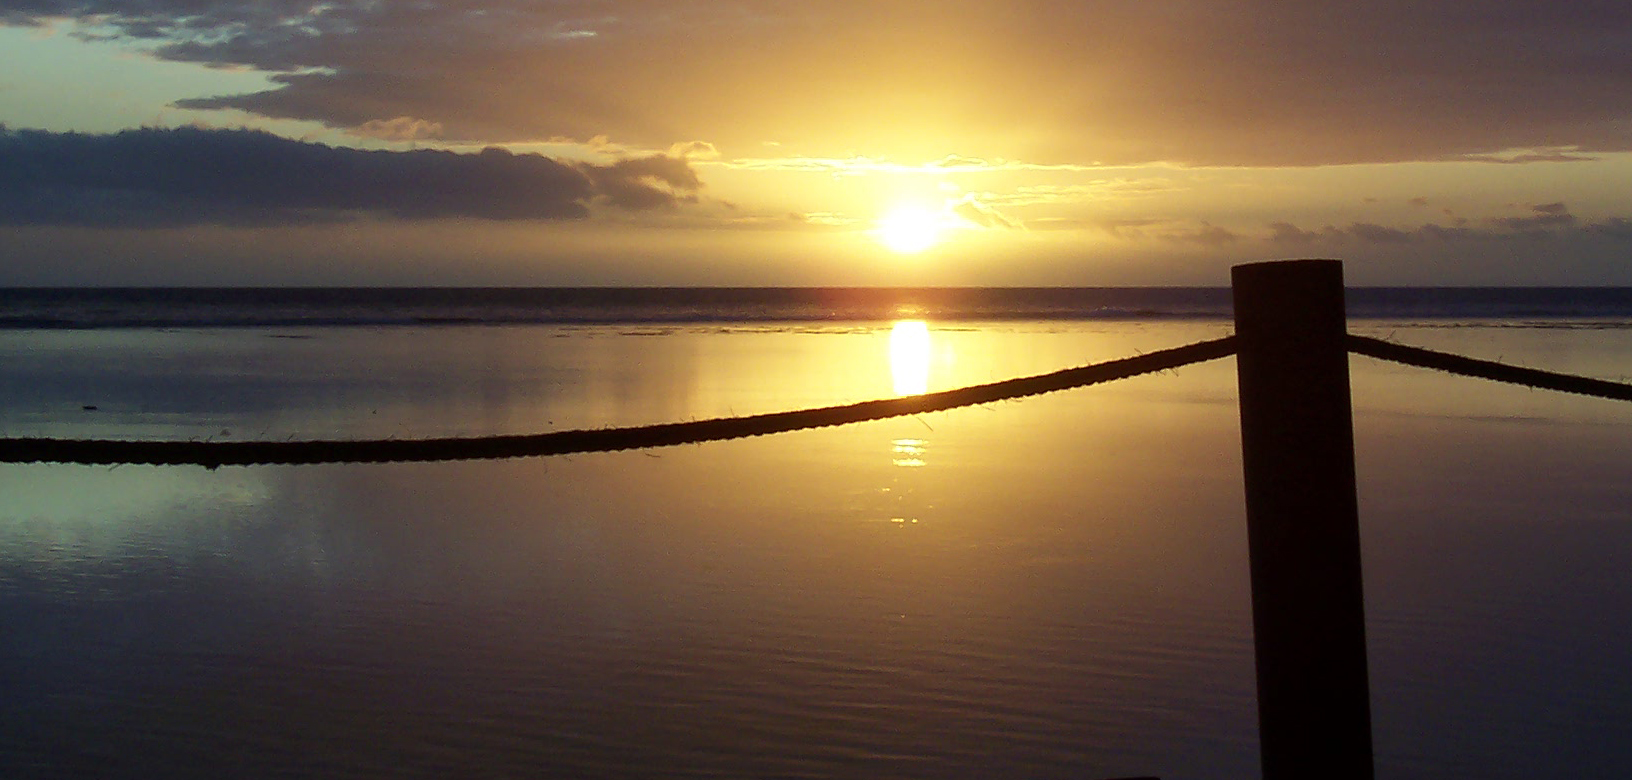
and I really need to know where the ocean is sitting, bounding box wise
[2,287,1630,779]
[5,286,1632,329]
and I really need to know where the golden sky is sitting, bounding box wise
[3,1,1631,285]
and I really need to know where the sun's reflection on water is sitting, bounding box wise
[886,437,929,525]
[889,320,932,396]
[884,321,939,524]
[891,438,927,469]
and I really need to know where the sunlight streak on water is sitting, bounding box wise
[889,319,932,396]
[890,438,927,468]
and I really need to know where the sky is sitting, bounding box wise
[2,1,1631,286]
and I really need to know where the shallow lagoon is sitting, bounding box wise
[2,320,1630,779]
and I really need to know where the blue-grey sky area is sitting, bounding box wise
[2,1,1631,285]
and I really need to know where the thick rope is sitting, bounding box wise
[0,336,1237,467]
[1349,334,1632,402]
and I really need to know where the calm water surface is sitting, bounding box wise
[2,320,1630,779]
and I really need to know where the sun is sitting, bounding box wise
[875,204,949,254]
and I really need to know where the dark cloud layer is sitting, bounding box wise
[0,126,700,226]
[6,1,1632,166]
[1268,203,1632,247]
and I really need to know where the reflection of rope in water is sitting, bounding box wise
[7,333,1632,468]
[1,337,1238,467]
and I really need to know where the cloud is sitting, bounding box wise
[0,125,701,227]
[1269,221,1486,246]
[9,1,1630,166]
[1269,222,1339,246]
[1452,148,1602,164]
[668,140,719,160]
[1266,203,1632,246]
[1095,218,1240,245]
[933,155,994,170]
[1348,223,1415,244]
[975,180,1183,210]
[585,154,701,210]
[950,195,1021,229]
[1587,218,1632,240]
[1491,202,1577,232]
[1184,223,1240,247]
[720,154,1097,175]
[350,116,446,142]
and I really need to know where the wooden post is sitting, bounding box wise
[1232,259,1374,780]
